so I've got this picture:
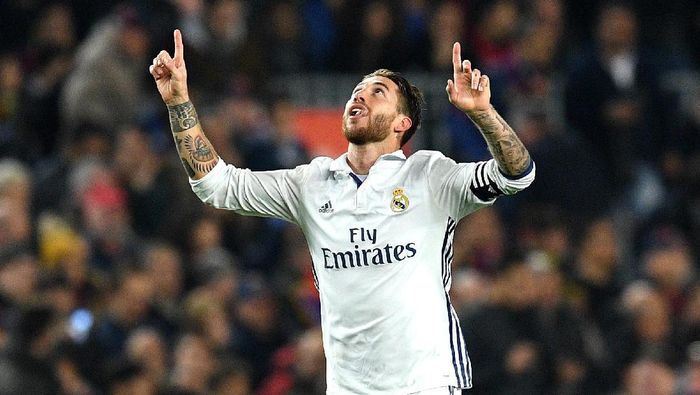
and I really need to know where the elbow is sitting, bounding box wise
[191,186,222,208]
[499,158,535,181]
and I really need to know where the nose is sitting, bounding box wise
[352,91,366,103]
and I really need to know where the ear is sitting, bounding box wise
[394,115,412,134]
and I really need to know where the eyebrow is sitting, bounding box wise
[353,81,390,93]
[374,82,390,91]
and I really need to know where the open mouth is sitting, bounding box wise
[348,104,368,119]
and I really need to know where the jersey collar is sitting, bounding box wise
[329,150,407,178]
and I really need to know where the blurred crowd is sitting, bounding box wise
[0,0,699,394]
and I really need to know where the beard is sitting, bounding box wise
[342,113,393,145]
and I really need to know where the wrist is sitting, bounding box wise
[167,101,199,133]
[165,96,190,107]
[465,105,495,119]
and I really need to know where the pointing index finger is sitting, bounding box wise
[174,29,184,65]
[452,42,462,77]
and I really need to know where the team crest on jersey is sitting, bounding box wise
[390,188,409,212]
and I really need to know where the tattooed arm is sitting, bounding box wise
[465,107,531,176]
[445,42,531,176]
[149,29,219,179]
[148,30,307,223]
[167,101,218,179]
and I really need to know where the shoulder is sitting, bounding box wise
[407,150,448,162]
[308,156,334,168]
[407,150,461,168]
[296,156,335,181]
[305,156,334,175]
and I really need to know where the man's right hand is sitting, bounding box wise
[149,29,189,106]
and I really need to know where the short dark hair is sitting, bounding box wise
[363,69,424,147]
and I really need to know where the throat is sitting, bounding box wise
[346,139,399,175]
[346,149,376,175]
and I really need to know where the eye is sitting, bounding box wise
[374,88,384,95]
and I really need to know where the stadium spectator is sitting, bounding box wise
[564,2,670,200]
[125,328,169,390]
[113,125,192,240]
[257,327,325,395]
[621,357,676,395]
[0,304,61,395]
[167,332,218,394]
[334,0,408,72]
[461,254,545,394]
[17,3,76,161]
[61,5,152,136]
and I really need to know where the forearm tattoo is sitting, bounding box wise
[183,134,217,173]
[174,134,218,176]
[467,107,531,176]
[168,102,218,177]
[168,101,199,133]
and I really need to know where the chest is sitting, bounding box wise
[309,170,426,217]
[300,170,444,252]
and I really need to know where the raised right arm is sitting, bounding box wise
[149,29,218,180]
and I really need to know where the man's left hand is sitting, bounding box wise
[446,42,492,114]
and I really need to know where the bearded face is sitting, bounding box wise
[342,112,394,145]
[342,75,405,146]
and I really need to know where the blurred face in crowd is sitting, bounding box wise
[237,293,278,335]
[683,286,700,325]
[644,246,692,291]
[0,253,38,302]
[363,1,392,40]
[270,2,300,41]
[115,272,154,325]
[111,373,154,395]
[209,0,245,40]
[429,1,465,70]
[634,291,671,343]
[481,0,519,44]
[0,55,21,93]
[79,164,130,238]
[294,327,325,379]
[114,127,152,177]
[0,161,31,207]
[597,5,638,53]
[214,370,251,395]
[452,208,505,271]
[34,3,76,48]
[534,0,563,26]
[120,24,149,60]
[625,359,675,395]
[503,262,537,309]
[685,360,700,395]
[580,218,618,269]
[173,334,216,392]
[343,76,411,146]
[0,199,31,247]
[431,1,464,44]
[533,263,563,308]
[127,329,168,384]
[145,244,183,300]
[192,217,223,252]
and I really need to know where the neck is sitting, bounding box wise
[346,140,400,175]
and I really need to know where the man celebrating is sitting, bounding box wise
[150,29,534,394]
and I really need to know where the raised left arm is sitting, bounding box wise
[445,42,531,176]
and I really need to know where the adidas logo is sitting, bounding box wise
[319,200,334,214]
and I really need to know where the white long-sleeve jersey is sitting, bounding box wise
[190,149,535,394]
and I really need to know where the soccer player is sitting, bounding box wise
[150,29,534,394]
